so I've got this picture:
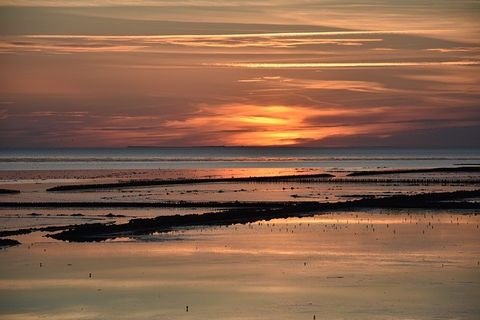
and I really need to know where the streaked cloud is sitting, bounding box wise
[239,76,401,93]
[0,33,385,54]
[210,61,480,69]
[0,41,146,53]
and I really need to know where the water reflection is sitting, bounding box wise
[1,211,479,319]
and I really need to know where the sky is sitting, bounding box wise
[0,0,479,147]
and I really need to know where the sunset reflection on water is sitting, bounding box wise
[1,211,479,319]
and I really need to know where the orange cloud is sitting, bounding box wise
[210,61,480,69]
[164,104,362,146]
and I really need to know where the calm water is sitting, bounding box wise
[1,211,479,320]
[1,149,480,319]
[1,147,479,170]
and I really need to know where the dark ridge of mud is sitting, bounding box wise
[347,166,480,177]
[0,188,20,194]
[0,201,314,209]
[0,238,21,247]
[48,189,480,242]
[46,176,480,193]
[0,223,92,238]
[46,173,335,192]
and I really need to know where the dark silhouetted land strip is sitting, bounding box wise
[0,238,21,247]
[333,178,480,184]
[328,178,479,184]
[46,176,480,193]
[48,189,480,242]
[0,224,89,238]
[0,188,20,194]
[0,201,313,209]
[46,173,335,191]
[347,166,480,177]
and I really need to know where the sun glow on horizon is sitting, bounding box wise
[163,104,362,146]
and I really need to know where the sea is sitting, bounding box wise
[0,147,479,171]
[2,148,480,320]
